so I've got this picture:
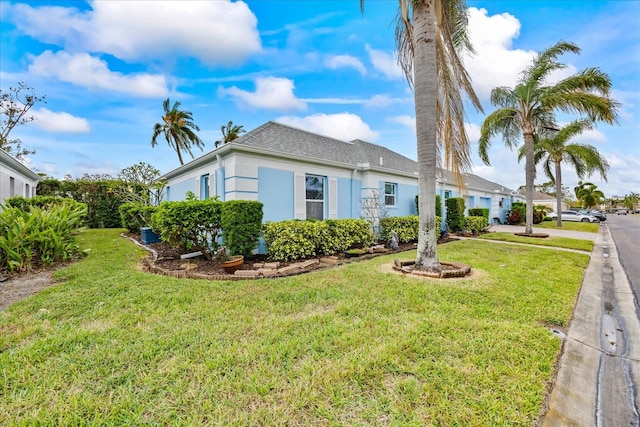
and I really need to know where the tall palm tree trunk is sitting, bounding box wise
[524,133,535,234]
[554,160,563,227]
[413,0,439,269]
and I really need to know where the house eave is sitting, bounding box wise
[161,143,422,180]
[0,150,41,182]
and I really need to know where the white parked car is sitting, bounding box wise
[549,210,599,222]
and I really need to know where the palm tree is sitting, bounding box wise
[577,183,604,209]
[215,121,246,148]
[518,119,609,226]
[479,41,619,234]
[623,192,639,211]
[573,180,594,202]
[151,98,204,166]
[361,0,482,270]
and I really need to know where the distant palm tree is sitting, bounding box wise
[479,41,619,234]
[151,98,204,166]
[215,121,246,148]
[573,180,593,200]
[577,183,604,209]
[519,119,609,226]
[361,0,482,270]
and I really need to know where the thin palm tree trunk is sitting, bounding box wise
[524,133,535,234]
[555,161,563,227]
[413,0,439,269]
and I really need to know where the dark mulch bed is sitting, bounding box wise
[126,233,459,278]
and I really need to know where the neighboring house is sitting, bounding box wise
[160,121,516,225]
[517,189,570,212]
[0,149,40,207]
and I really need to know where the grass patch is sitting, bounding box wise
[535,221,599,233]
[0,229,589,425]
[477,232,593,252]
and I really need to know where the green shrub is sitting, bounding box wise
[151,199,223,259]
[118,202,158,233]
[5,195,85,212]
[380,216,419,243]
[262,220,320,262]
[221,200,263,257]
[325,219,374,252]
[0,203,87,272]
[262,219,373,262]
[506,209,522,225]
[468,208,489,219]
[379,215,442,243]
[446,197,466,232]
[463,216,489,235]
[533,210,544,224]
[511,202,526,224]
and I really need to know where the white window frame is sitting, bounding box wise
[305,174,325,220]
[384,182,397,207]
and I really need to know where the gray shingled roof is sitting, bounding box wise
[233,121,418,174]
[164,121,514,194]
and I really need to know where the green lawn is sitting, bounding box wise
[477,232,594,252]
[534,221,599,233]
[0,229,589,425]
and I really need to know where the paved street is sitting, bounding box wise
[606,214,640,309]
[542,216,640,426]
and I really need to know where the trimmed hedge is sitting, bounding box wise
[446,197,466,232]
[379,215,442,243]
[149,199,265,259]
[262,219,373,262]
[463,216,489,235]
[221,200,263,258]
[151,199,224,260]
[468,208,489,219]
[5,195,86,213]
[118,202,158,233]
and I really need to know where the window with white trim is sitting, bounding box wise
[200,174,210,199]
[384,182,397,206]
[305,174,324,220]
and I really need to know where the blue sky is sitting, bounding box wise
[1,0,639,198]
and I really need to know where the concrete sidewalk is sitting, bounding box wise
[541,224,640,426]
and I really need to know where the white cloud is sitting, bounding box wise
[387,115,415,130]
[220,77,307,112]
[29,51,168,97]
[365,94,411,109]
[365,44,403,79]
[276,113,379,142]
[465,8,580,100]
[464,8,535,99]
[31,108,91,133]
[325,54,366,75]
[465,123,481,145]
[8,1,261,66]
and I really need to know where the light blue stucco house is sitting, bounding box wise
[160,121,517,224]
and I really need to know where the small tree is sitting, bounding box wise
[360,189,388,238]
[118,162,166,206]
[0,82,46,158]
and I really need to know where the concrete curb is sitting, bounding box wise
[542,225,640,426]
